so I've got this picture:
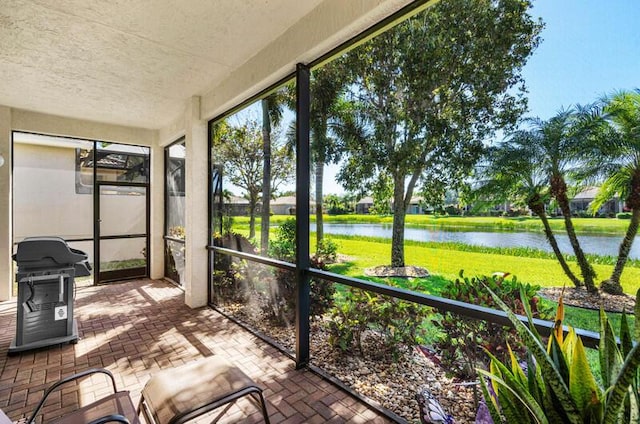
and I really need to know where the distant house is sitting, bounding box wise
[270,196,315,215]
[407,196,428,214]
[225,195,260,216]
[356,196,374,214]
[356,195,428,214]
[570,187,622,215]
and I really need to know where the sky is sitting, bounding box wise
[523,0,640,120]
[224,2,640,197]
[320,0,640,195]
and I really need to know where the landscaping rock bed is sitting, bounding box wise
[538,286,637,313]
[365,265,430,278]
[216,302,477,423]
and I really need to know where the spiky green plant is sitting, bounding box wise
[477,287,639,423]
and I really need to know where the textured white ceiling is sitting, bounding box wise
[0,0,329,128]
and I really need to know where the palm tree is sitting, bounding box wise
[261,92,285,254]
[581,90,640,294]
[475,133,583,288]
[309,61,349,251]
[526,110,597,292]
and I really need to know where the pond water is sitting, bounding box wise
[311,223,640,260]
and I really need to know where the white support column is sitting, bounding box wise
[184,97,208,307]
[0,106,12,301]
[149,141,164,280]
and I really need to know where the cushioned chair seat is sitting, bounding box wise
[139,356,270,424]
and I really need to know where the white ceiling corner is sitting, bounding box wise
[0,0,410,130]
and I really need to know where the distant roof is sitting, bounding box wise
[272,196,315,205]
[573,187,622,201]
[574,187,600,200]
[227,195,250,205]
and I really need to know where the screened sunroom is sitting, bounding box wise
[1,1,637,423]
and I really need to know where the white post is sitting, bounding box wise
[184,97,208,307]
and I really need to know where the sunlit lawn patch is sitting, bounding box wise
[330,235,639,295]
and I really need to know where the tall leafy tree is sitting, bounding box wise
[474,132,584,288]
[212,119,294,239]
[338,0,542,267]
[582,90,640,294]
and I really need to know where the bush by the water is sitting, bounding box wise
[433,272,552,379]
[617,212,632,219]
[314,237,339,263]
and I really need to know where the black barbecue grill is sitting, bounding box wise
[10,237,91,354]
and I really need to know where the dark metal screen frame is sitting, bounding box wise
[204,0,603,359]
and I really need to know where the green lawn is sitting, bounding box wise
[229,215,639,333]
[230,217,638,294]
[328,235,639,295]
[329,237,637,334]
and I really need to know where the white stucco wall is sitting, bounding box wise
[0,107,12,301]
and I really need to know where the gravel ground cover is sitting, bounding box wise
[216,301,477,423]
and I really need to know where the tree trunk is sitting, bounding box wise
[249,197,257,240]
[315,160,324,251]
[391,177,406,268]
[605,207,640,294]
[530,201,582,287]
[552,175,597,291]
[260,99,271,254]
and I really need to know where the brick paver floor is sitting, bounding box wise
[0,279,392,423]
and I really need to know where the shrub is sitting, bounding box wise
[314,237,339,264]
[433,272,552,379]
[478,288,640,423]
[617,212,632,219]
[268,218,296,262]
[211,233,258,304]
[573,210,592,218]
[264,218,335,325]
[444,204,461,216]
[326,284,431,359]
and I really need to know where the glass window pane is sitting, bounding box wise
[165,138,186,285]
[99,238,146,273]
[210,82,296,259]
[99,185,146,236]
[94,143,150,183]
[165,240,185,284]
[166,140,186,236]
